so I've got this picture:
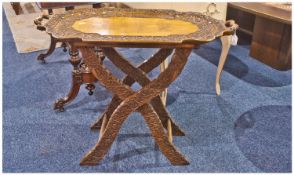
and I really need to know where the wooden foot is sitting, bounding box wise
[53,70,82,111]
[37,36,57,63]
[79,47,192,166]
[216,35,232,96]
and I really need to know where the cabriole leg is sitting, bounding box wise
[216,35,232,96]
[37,35,57,63]
[53,48,82,111]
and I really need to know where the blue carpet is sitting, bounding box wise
[2,10,292,173]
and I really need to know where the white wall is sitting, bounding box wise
[125,2,228,21]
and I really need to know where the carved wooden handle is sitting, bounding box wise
[33,14,50,31]
[223,20,239,36]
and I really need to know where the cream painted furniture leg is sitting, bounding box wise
[160,58,173,143]
[160,58,169,105]
[216,35,232,96]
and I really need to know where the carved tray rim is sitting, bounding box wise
[44,7,227,45]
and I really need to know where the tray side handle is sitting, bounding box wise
[34,14,50,31]
[223,20,239,36]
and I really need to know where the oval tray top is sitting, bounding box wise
[72,17,199,37]
[45,8,227,45]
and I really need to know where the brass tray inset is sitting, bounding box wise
[72,17,199,37]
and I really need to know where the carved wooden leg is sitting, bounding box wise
[90,49,172,130]
[102,48,186,137]
[79,47,191,166]
[99,115,108,141]
[37,35,57,63]
[95,47,106,63]
[91,49,185,136]
[11,2,21,15]
[53,49,82,111]
[216,35,232,96]
[48,9,53,15]
[61,42,67,52]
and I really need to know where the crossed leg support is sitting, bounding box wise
[91,48,185,136]
[79,47,192,166]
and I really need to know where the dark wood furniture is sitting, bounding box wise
[34,2,103,63]
[227,2,292,70]
[35,8,237,110]
[11,2,21,15]
[35,8,236,166]
[36,2,102,15]
[34,3,104,99]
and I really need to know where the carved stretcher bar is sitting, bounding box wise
[37,7,237,166]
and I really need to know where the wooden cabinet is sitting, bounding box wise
[227,3,292,70]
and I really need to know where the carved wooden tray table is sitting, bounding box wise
[37,8,237,166]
